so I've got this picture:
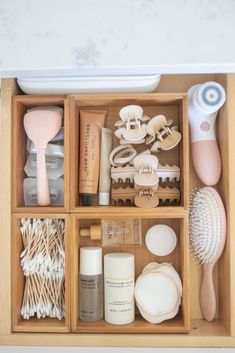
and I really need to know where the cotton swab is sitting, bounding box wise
[20,218,65,320]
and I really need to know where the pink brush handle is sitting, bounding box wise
[36,148,51,206]
[200,263,216,321]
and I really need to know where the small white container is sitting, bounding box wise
[104,253,135,325]
[145,224,177,256]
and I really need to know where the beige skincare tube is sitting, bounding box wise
[99,128,112,205]
[79,110,106,206]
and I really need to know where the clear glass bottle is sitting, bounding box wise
[102,219,141,246]
[79,247,103,322]
[79,219,142,246]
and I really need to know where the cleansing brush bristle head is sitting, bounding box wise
[189,187,224,264]
[194,81,226,114]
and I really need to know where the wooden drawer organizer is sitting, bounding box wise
[12,95,70,213]
[0,73,235,347]
[70,93,188,212]
[71,213,189,333]
[11,214,71,333]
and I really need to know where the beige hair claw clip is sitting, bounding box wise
[111,186,180,207]
[115,105,150,143]
[111,154,181,208]
[146,114,181,152]
[133,155,177,207]
[111,160,180,184]
[133,155,159,188]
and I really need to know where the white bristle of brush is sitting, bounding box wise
[189,187,221,264]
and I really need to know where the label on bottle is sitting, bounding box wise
[105,277,134,324]
[79,274,103,322]
[102,219,142,246]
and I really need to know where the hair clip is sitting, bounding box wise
[119,138,146,145]
[111,153,180,209]
[111,186,180,207]
[109,144,137,167]
[134,184,160,208]
[111,159,180,184]
[114,105,150,143]
[133,155,159,188]
[146,115,181,152]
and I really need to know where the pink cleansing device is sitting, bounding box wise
[188,81,226,186]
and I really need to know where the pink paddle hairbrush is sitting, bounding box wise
[24,110,62,206]
[189,187,226,321]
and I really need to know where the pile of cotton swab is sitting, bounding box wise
[20,218,65,320]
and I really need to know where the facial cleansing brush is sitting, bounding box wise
[188,81,226,185]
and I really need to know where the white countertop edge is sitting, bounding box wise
[1,63,235,78]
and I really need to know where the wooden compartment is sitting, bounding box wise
[0,74,235,346]
[70,212,190,333]
[12,95,69,213]
[70,93,189,214]
[11,213,70,333]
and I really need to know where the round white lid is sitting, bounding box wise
[80,247,102,276]
[145,224,177,256]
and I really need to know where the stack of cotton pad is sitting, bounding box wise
[135,262,182,324]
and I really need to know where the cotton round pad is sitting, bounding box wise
[142,262,182,296]
[137,294,181,324]
[135,262,182,324]
[135,272,178,316]
[145,225,177,256]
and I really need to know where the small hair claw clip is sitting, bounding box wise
[134,185,160,208]
[111,185,180,208]
[146,115,181,152]
[111,160,180,184]
[114,105,150,143]
[133,155,159,188]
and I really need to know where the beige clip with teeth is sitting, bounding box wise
[111,186,180,207]
[133,155,159,188]
[133,155,159,207]
[146,115,181,152]
[134,185,160,208]
[115,105,150,143]
[111,163,180,184]
[111,147,180,184]
[111,153,180,208]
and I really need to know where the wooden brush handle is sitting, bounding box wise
[37,148,51,206]
[200,263,216,321]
